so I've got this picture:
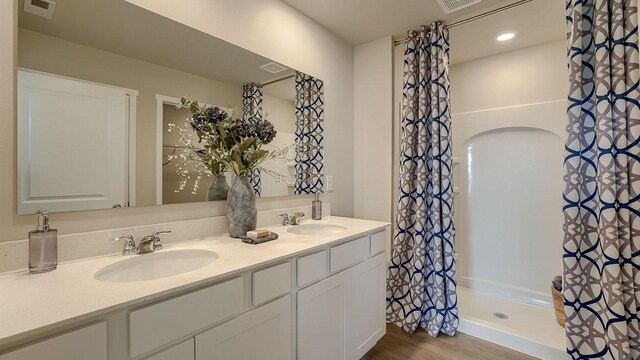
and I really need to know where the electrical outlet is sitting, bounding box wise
[326,175,334,192]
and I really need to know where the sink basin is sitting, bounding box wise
[94,250,219,282]
[286,223,347,235]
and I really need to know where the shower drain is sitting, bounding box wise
[493,312,509,320]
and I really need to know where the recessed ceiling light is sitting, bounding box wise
[496,32,516,42]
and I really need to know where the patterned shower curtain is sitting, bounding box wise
[293,71,324,195]
[242,82,263,197]
[386,22,458,337]
[563,1,640,358]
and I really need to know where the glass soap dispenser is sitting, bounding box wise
[312,193,322,220]
[29,210,58,273]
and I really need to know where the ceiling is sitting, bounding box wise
[283,0,566,64]
[18,0,296,85]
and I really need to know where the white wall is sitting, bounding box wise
[0,0,354,242]
[353,36,393,223]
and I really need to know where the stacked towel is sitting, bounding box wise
[241,232,279,245]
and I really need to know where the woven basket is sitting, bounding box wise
[551,275,565,328]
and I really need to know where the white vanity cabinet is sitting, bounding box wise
[298,252,386,360]
[0,322,107,360]
[143,339,194,360]
[196,295,292,360]
[0,226,389,360]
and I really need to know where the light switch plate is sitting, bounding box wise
[326,176,334,192]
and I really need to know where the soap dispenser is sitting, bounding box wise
[29,210,58,273]
[312,193,322,220]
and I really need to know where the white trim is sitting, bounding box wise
[457,276,552,307]
[127,93,137,207]
[18,67,139,96]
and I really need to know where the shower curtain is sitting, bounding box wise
[386,22,458,337]
[293,71,324,195]
[563,1,640,358]
[242,82,263,197]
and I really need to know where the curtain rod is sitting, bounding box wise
[261,74,295,87]
[393,0,533,47]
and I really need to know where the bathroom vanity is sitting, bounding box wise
[0,217,389,360]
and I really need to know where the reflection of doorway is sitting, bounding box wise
[155,95,232,205]
[17,69,137,213]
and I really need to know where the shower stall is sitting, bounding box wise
[451,100,566,359]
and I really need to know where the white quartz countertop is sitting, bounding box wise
[0,216,388,348]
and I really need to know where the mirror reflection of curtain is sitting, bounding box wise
[293,72,324,195]
[242,82,263,197]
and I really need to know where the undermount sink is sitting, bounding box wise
[286,223,347,235]
[94,250,219,283]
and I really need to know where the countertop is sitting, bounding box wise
[0,216,389,348]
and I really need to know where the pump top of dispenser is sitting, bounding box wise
[36,210,51,232]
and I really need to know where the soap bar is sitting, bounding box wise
[247,230,271,238]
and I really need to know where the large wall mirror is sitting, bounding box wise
[16,0,324,214]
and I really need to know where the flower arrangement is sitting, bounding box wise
[167,97,290,195]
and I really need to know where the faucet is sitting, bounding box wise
[291,212,305,225]
[279,212,305,226]
[137,231,171,254]
[111,235,136,256]
[278,214,290,226]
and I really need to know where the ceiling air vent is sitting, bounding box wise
[436,0,482,14]
[259,62,287,74]
[24,0,56,19]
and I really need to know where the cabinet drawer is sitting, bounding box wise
[370,231,387,255]
[297,250,327,286]
[252,262,292,305]
[144,339,194,360]
[0,322,107,360]
[330,236,369,272]
[130,277,243,357]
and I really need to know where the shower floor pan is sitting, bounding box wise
[457,286,566,359]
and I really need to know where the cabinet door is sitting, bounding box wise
[298,269,351,360]
[196,295,292,360]
[349,253,387,359]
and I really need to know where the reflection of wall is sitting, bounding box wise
[18,28,243,207]
[261,93,295,197]
[161,105,213,204]
[1,0,353,243]
[263,94,295,134]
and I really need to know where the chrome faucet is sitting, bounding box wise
[278,214,290,226]
[137,231,171,254]
[111,235,136,256]
[279,212,305,226]
[290,211,305,225]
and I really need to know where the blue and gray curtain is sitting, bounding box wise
[294,71,324,195]
[242,82,263,197]
[386,22,458,337]
[563,1,640,359]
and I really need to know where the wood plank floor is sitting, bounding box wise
[362,324,537,360]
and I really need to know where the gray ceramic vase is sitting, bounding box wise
[206,174,229,201]
[226,175,257,238]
